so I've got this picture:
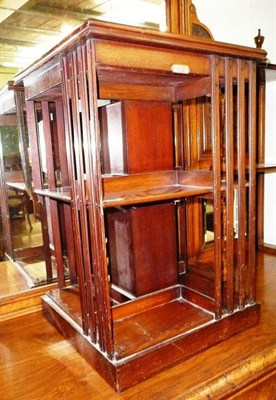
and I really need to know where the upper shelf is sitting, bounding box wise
[97,66,211,102]
[256,164,276,173]
[102,170,213,208]
[34,187,71,202]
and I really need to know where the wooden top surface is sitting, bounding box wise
[1,251,275,399]
[13,19,266,86]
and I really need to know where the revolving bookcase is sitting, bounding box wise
[13,20,267,392]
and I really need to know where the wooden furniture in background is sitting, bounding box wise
[256,63,276,254]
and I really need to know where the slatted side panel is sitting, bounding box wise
[61,40,113,355]
[211,57,256,314]
[86,38,113,355]
[224,57,235,313]
[211,55,222,319]
[61,54,94,338]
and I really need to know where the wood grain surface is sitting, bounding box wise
[1,251,275,400]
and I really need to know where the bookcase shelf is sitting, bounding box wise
[103,170,212,207]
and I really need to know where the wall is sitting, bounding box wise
[194,0,276,245]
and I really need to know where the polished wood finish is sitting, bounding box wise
[1,252,275,399]
[0,260,29,297]
[0,260,60,322]
[10,18,267,391]
[106,203,178,296]
[166,0,213,38]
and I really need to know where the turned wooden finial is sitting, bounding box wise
[254,29,265,48]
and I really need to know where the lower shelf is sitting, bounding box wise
[42,286,260,392]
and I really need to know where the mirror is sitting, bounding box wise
[0,0,167,300]
[0,88,53,296]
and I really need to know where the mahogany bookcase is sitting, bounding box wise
[12,20,267,391]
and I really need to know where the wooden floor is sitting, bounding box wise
[0,251,276,399]
[0,216,44,297]
[0,260,30,297]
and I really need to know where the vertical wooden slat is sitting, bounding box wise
[41,101,65,288]
[173,103,184,169]
[60,55,90,336]
[15,90,32,192]
[55,101,69,186]
[237,59,247,309]
[182,101,191,169]
[41,102,55,188]
[176,200,187,274]
[86,38,113,355]
[25,101,52,281]
[256,68,265,246]
[26,101,43,189]
[225,57,235,313]
[248,61,257,302]
[55,100,77,284]
[211,55,222,319]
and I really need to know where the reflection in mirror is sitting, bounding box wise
[0,119,46,289]
[0,98,55,294]
[204,199,214,243]
[0,1,168,300]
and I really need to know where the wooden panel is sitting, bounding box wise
[176,77,211,101]
[124,101,174,173]
[99,82,174,102]
[106,202,178,296]
[95,40,211,76]
[99,101,125,175]
[100,101,175,174]
[177,170,213,186]
[112,287,180,320]
[103,171,176,193]
[103,171,212,209]
[113,298,213,358]
[24,62,61,100]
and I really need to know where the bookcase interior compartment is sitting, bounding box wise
[99,100,174,175]
[106,202,178,296]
